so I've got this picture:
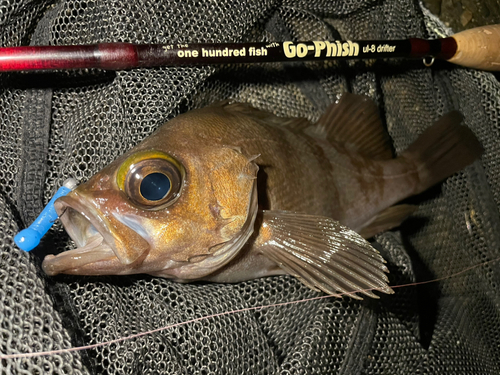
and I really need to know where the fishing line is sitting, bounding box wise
[1,255,499,360]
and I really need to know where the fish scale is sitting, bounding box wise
[42,93,482,299]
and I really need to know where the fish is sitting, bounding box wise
[42,93,483,299]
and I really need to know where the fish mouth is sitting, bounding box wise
[42,195,120,276]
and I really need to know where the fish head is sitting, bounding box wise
[42,110,259,280]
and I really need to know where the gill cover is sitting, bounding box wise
[205,146,259,238]
[165,145,260,280]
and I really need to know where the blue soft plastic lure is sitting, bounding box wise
[14,178,77,251]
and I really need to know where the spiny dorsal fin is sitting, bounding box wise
[221,102,313,132]
[313,93,393,160]
[357,204,418,239]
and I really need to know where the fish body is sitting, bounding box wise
[42,94,483,299]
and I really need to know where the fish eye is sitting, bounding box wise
[140,172,171,201]
[123,156,183,209]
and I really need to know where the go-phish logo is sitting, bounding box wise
[283,41,360,58]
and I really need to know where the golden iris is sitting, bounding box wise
[116,151,184,208]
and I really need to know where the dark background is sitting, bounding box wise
[424,0,500,30]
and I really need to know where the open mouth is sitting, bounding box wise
[42,196,117,276]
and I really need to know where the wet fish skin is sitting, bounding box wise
[42,94,483,299]
[46,116,260,280]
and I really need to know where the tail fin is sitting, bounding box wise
[400,111,483,194]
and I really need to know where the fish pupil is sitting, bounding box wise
[140,172,171,201]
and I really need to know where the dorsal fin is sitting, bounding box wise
[312,93,393,160]
[221,102,313,132]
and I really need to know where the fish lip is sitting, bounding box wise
[42,193,119,275]
[42,235,115,276]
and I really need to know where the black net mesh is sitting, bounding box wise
[1,0,500,374]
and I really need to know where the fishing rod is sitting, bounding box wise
[0,25,499,72]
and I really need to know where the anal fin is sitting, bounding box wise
[357,204,418,239]
[255,211,394,299]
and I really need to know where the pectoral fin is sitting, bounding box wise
[255,211,394,299]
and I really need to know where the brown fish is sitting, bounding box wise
[42,93,483,299]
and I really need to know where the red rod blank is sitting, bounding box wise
[0,43,142,71]
[0,39,457,72]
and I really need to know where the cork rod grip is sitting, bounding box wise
[447,25,500,71]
